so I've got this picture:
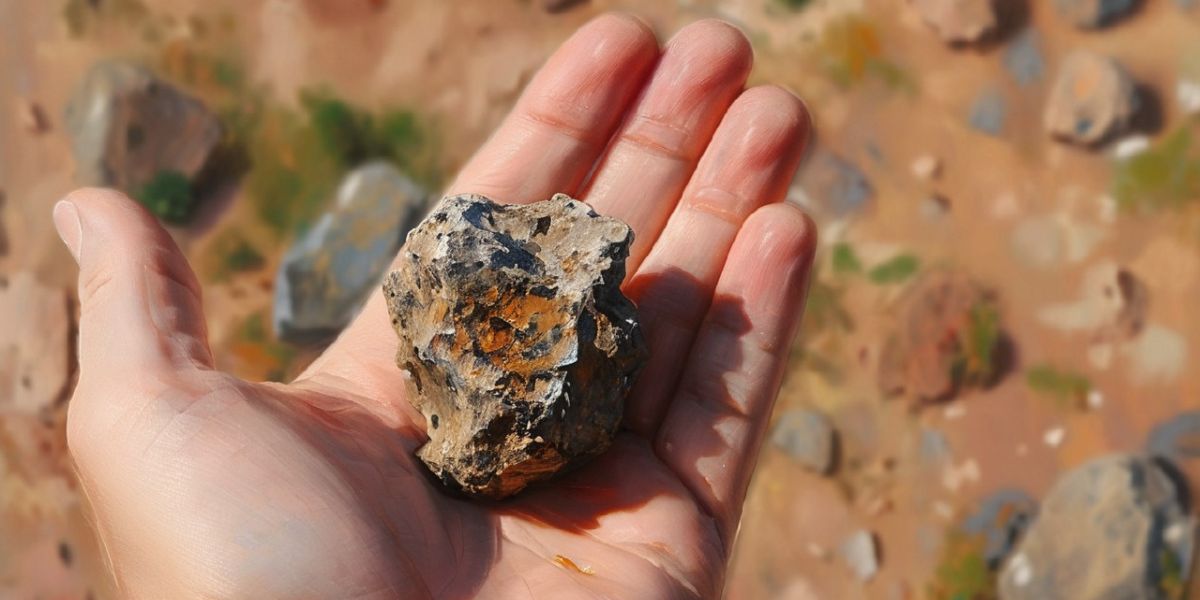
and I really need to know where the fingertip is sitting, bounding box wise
[666,19,754,79]
[721,86,812,170]
[575,12,660,61]
[743,202,818,263]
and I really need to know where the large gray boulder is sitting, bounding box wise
[999,454,1194,600]
[65,61,220,191]
[274,162,427,343]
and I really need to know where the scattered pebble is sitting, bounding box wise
[1122,324,1187,383]
[806,541,831,560]
[795,152,875,218]
[840,530,880,582]
[1044,51,1139,145]
[943,404,967,420]
[969,87,1007,136]
[1004,29,1045,87]
[941,458,982,492]
[1111,135,1151,160]
[17,99,48,134]
[919,194,951,219]
[1086,389,1105,410]
[1178,79,1200,114]
[1043,427,1066,448]
[910,154,941,180]
[771,408,837,474]
[933,501,956,520]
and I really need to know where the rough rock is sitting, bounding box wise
[878,270,1003,403]
[0,273,72,418]
[910,0,998,43]
[998,454,1195,599]
[960,489,1038,569]
[64,60,220,192]
[1054,0,1137,29]
[383,193,647,499]
[771,408,837,474]
[1044,52,1139,145]
[793,151,873,218]
[840,530,880,582]
[274,162,427,343]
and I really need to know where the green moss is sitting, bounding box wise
[135,170,195,225]
[1026,364,1091,409]
[1158,547,1186,600]
[964,302,1001,384]
[928,533,997,600]
[868,254,920,284]
[1113,125,1200,213]
[803,278,855,335]
[817,16,915,92]
[831,242,863,275]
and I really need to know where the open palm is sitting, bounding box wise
[57,15,815,599]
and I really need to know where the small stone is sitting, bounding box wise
[794,152,874,218]
[274,162,427,343]
[384,194,647,499]
[1111,135,1151,159]
[878,270,1004,404]
[840,530,880,582]
[998,454,1194,599]
[65,60,221,192]
[960,488,1038,569]
[910,154,942,180]
[1044,52,1139,145]
[1147,411,1200,462]
[1037,262,1148,344]
[1053,0,1136,28]
[1178,79,1200,115]
[969,87,1007,136]
[0,273,72,417]
[1042,427,1066,448]
[1003,28,1045,87]
[909,0,998,43]
[919,193,951,219]
[771,408,837,474]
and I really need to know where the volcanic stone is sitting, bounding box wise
[383,193,647,499]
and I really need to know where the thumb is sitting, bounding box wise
[53,188,213,395]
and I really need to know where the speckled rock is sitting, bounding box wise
[1054,0,1137,29]
[961,488,1038,569]
[65,61,220,191]
[1044,52,1139,145]
[910,0,998,43]
[999,455,1195,599]
[384,193,647,499]
[274,162,427,343]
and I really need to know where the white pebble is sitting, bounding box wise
[911,154,942,180]
[1043,427,1066,448]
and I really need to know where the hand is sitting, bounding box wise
[56,14,815,599]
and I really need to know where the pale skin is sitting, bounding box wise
[54,14,816,599]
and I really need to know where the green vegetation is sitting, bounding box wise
[135,170,195,225]
[803,278,855,336]
[831,242,863,275]
[928,534,997,600]
[868,253,920,284]
[964,302,1001,385]
[776,0,814,9]
[1113,125,1200,213]
[817,17,916,92]
[1026,364,1091,409]
[205,230,265,282]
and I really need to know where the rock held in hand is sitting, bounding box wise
[384,193,647,499]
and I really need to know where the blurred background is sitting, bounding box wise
[3,0,1200,598]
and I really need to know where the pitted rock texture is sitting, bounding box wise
[383,193,647,499]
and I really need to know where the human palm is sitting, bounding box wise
[56,15,815,599]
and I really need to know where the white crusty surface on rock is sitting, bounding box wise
[384,193,647,499]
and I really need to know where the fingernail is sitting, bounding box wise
[53,200,82,263]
